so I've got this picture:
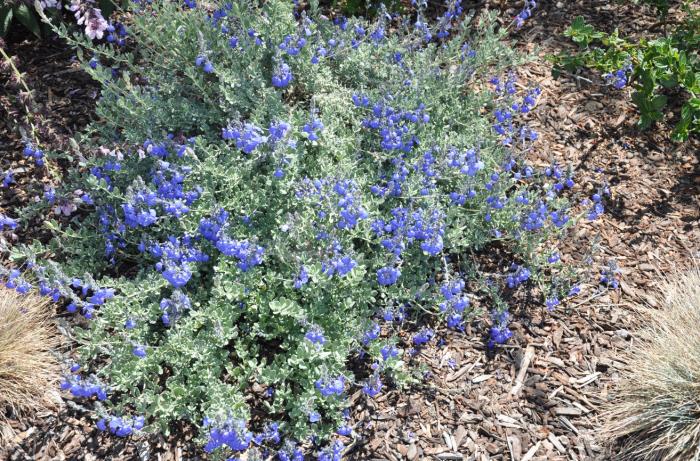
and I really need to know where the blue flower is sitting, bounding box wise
[514,0,536,28]
[362,322,380,344]
[302,117,324,141]
[216,237,264,272]
[604,63,633,89]
[61,374,107,400]
[377,266,400,286]
[362,374,382,397]
[587,197,605,221]
[545,297,560,310]
[222,123,267,154]
[272,60,293,88]
[162,263,192,288]
[506,265,530,288]
[294,266,309,289]
[488,310,513,348]
[323,254,356,277]
[132,345,147,358]
[96,415,144,437]
[203,417,252,453]
[305,327,325,345]
[318,441,345,461]
[268,121,291,142]
[96,418,107,431]
[0,214,18,230]
[315,376,345,397]
[380,344,398,361]
[413,328,433,345]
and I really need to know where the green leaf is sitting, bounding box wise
[98,0,116,18]
[0,5,12,37]
[651,94,668,111]
[659,76,678,88]
[269,297,303,319]
[564,16,605,47]
[14,3,40,38]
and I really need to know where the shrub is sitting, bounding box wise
[553,2,700,141]
[602,267,700,461]
[0,286,60,444]
[2,0,596,458]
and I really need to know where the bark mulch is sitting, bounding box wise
[2,1,699,459]
[1,34,99,246]
[344,1,699,460]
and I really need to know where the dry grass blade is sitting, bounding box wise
[0,287,61,445]
[602,267,700,461]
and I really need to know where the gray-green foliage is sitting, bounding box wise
[8,0,588,457]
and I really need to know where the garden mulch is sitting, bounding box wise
[2,1,699,460]
[345,2,699,460]
[1,33,99,247]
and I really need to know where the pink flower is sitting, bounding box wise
[85,14,109,39]
[68,0,109,40]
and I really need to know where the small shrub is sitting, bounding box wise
[2,0,596,458]
[0,286,60,444]
[602,267,700,461]
[554,2,700,141]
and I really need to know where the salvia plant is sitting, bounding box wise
[1,0,605,458]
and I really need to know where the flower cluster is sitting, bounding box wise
[354,94,429,153]
[315,375,345,397]
[22,144,45,166]
[371,207,445,258]
[488,310,513,348]
[150,236,208,288]
[604,63,633,90]
[106,22,128,46]
[600,260,621,289]
[0,214,17,231]
[202,417,253,453]
[195,55,215,73]
[223,122,267,153]
[69,0,109,39]
[96,415,145,437]
[296,178,368,231]
[514,0,537,29]
[439,279,471,329]
[60,373,108,400]
[272,59,293,88]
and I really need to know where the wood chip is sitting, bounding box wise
[552,407,583,416]
[548,433,566,453]
[471,374,492,384]
[521,441,542,461]
[511,345,535,395]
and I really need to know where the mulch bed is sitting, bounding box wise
[0,35,98,247]
[345,2,699,460]
[2,1,699,460]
